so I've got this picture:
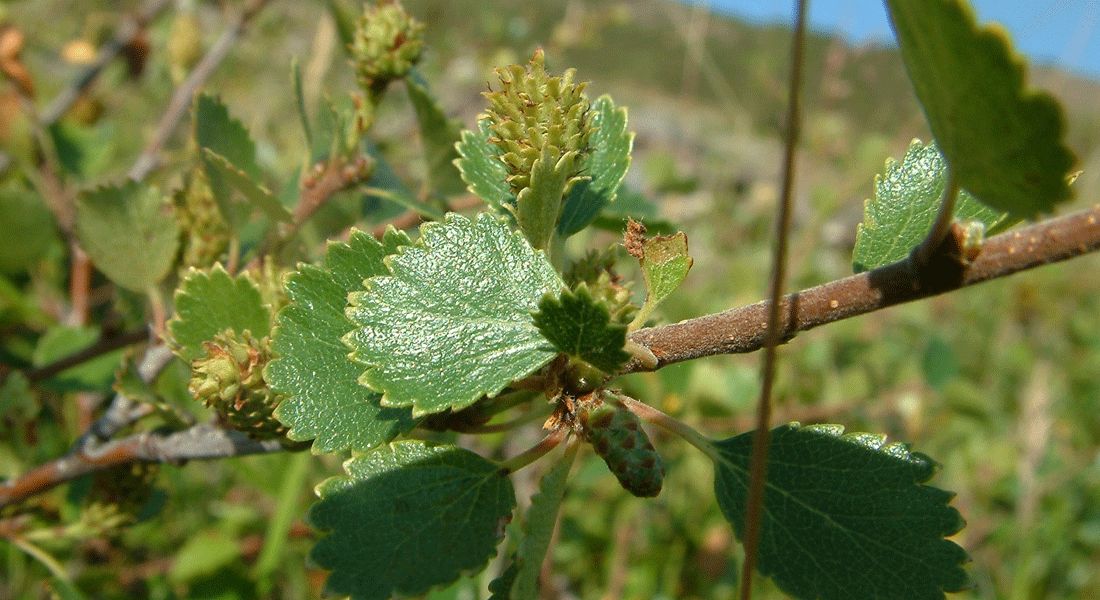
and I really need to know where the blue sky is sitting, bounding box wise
[680,0,1100,79]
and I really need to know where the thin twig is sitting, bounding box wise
[0,0,172,176]
[74,343,175,447]
[0,422,289,508]
[625,203,1100,372]
[127,0,276,181]
[740,1,808,596]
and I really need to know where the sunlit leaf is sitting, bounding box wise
[344,213,562,417]
[168,265,270,362]
[266,229,421,453]
[853,140,1008,272]
[886,0,1075,216]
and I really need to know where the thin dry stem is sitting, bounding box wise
[128,0,275,181]
[740,1,808,595]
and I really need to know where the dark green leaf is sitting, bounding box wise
[0,185,56,274]
[194,93,261,224]
[32,326,125,392]
[75,181,180,293]
[344,213,562,417]
[168,265,271,362]
[853,140,1008,272]
[48,121,115,181]
[406,69,467,198]
[267,229,420,453]
[712,423,971,600]
[488,562,519,600]
[532,284,629,374]
[308,441,516,600]
[557,95,633,236]
[455,121,514,211]
[885,0,1076,217]
[201,148,292,223]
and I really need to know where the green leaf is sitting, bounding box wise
[557,95,633,236]
[532,284,629,374]
[455,120,514,211]
[406,69,467,198]
[0,185,56,274]
[514,145,571,251]
[48,121,115,181]
[510,446,576,600]
[712,423,971,600]
[291,57,313,150]
[641,231,692,307]
[75,181,180,293]
[344,213,562,417]
[488,563,519,600]
[326,0,357,58]
[169,530,242,584]
[266,229,420,453]
[885,0,1075,217]
[168,265,271,362]
[852,140,1008,272]
[201,148,293,223]
[308,440,516,600]
[194,93,261,224]
[32,326,125,392]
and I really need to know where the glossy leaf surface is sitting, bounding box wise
[266,229,420,453]
[344,213,562,416]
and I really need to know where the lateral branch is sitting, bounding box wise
[626,203,1100,372]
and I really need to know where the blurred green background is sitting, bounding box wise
[1,0,1099,599]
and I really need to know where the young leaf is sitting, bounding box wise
[641,231,692,308]
[344,213,563,417]
[853,140,1008,272]
[201,148,293,223]
[194,93,261,224]
[266,229,420,453]
[531,284,630,374]
[307,440,516,600]
[557,95,633,237]
[711,423,971,600]
[75,181,180,293]
[885,0,1076,217]
[509,445,577,600]
[514,144,572,251]
[168,265,271,362]
[406,69,467,198]
[455,120,515,211]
